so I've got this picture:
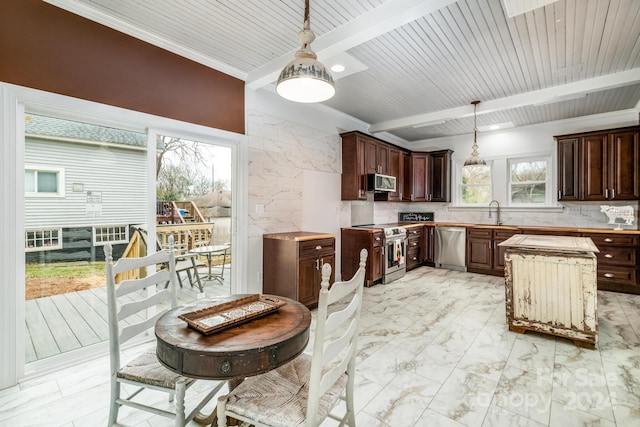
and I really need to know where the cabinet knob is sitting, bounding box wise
[412,257,417,261]
[412,242,418,246]
[605,189,609,199]
[604,273,615,278]
[604,238,613,243]
[375,236,381,241]
[611,189,615,199]
[558,190,562,199]
[315,245,322,250]
[604,253,613,258]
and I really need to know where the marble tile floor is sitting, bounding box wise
[1,267,639,426]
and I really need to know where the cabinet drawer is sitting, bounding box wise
[596,246,637,266]
[589,234,639,247]
[597,266,638,286]
[407,236,421,249]
[494,230,520,240]
[372,232,384,247]
[407,247,421,266]
[467,228,492,239]
[406,228,421,237]
[299,238,335,258]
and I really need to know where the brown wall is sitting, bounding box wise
[0,0,245,134]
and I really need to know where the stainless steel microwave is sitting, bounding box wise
[367,173,396,192]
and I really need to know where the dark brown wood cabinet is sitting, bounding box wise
[263,232,335,309]
[422,225,435,264]
[403,150,452,202]
[405,226,423,270]
[404,152,431,202]
[341,131,405,201]
[430,150,453,202]
[341,131,452,202]
[556,126,640,201]
[466,227,521,276]
[341,228,384,286]
[557,137,580,201]
[581,232,639,294]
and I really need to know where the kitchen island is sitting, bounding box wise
[500,234,599,349]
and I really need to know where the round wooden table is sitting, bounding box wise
[155,294,311,380]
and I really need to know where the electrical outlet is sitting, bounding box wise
[566,206,580,214]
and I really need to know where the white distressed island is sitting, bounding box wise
[499,234,599,349]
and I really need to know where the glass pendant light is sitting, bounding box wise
[276,0,335,103]
[464,100,486,166]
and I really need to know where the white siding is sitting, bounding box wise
[24,138,147,228]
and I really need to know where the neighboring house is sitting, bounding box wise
[24,114,148,263]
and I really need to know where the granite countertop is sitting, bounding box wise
[263,231,335,241]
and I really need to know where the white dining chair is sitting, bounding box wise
[216,248,368,427]
[105,235,223,427]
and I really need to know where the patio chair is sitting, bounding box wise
[105,236,223,427]
[216,248,368,427]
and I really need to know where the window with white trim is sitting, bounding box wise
[93,225,129,245]
[508,157,551,205]
[25,166,65,196]
[25,228,63,251]
[459,163,492,205]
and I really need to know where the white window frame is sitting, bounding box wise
[456,160,494,206]
[25,227,63,252]
[25,164,65,197]
[508,155,552,207]
[93,224,130,245]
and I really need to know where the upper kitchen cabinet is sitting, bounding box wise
[403,150,453,202]
[556,126,640,202]
[340,131,367,200]
[341,131,405,201]
[430,150,453,202]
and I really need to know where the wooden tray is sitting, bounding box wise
[178,295,287,335]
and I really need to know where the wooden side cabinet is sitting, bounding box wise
[466,227,521,276]
[263,232,335,309]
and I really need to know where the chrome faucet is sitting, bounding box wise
[489,200,501,225]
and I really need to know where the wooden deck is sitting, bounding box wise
[25,266,231,364]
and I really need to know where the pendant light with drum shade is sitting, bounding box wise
[464,100,486,166]
[276,0,335,103]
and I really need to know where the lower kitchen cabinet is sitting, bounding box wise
[263,232,335,309]
[341,228,384,287]
[422,225,435,264]
[405,225,423,270]
[583,232,639,294]
[466,227,521,276]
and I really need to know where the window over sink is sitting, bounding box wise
[459,162,492,205]
[508,156,551,206]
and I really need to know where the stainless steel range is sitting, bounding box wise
[382,225,407,283]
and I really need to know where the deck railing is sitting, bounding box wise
[156,200,205,224]
[156,223,214,251]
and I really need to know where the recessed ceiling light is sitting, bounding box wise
[331,64,346,73]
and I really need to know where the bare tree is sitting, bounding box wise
[155,136,205,179]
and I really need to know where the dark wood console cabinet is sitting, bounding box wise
[466,227,521,276]
[263,232,335,309]
[556,126,640,201]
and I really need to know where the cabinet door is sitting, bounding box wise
[387,147,403,201]
[493,230,520,272]
[372,232,384,281]
[466,229,492,270]
[581,133,608,200]
[364,138,379,174]
[422,225,435,263]
[557,137,580,201]
[609,130,640,200]
[430,150,451,202]
[410,153,430,202]
[298,257,319,307]
[377,143,389,174]
[340,133,367,200]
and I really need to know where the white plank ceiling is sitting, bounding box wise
[46,0,640,144]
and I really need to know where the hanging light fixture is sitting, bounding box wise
[276,0,335,103]
[464,100,486,166]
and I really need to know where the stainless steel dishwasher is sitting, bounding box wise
[435,226,466,271]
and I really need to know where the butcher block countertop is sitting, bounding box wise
[263,231,335,241]
[346,223,640,234]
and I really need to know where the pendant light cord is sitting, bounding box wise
[304,0,310,23]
